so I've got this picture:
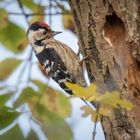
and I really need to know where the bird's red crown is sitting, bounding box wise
[32,21,50,30]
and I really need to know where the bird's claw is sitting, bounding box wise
[79,55,91,66]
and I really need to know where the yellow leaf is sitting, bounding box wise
[80,105,100,122]
[98,105,112,116]
[86,84,97,101]
[95,91,134,110]
[81,104,112,119]
[65,82,87,97]
[80,105,93,117]
[118,99,134,110]
[95,91,120,108]
[65,82,96,101]
[65,82,133,111]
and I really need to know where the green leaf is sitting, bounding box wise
[0,124,39,140]
[32,80,46,92]
[43,111,72,140]
[28,87,72,140]
[0,8,8,29]
[27,130,39,140]
[45,87,71,117]
[32,81,71,117]
[30,102,72,140]
[14,87,38,107]
[0,106,19,129]
[0,93,11,106]
[0,21,27,52]
[0,125,24,140]
[0,58,21,80]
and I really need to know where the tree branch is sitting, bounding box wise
[17,0,30,25]
[16,0,34,85]
[92,105,100,140]
[7,11,71,16]
[49,0,52,26]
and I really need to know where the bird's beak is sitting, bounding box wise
[52,30,62,36]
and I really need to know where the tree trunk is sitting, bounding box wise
[68,0,140,140]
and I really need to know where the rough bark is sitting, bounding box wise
[68,0,140,140]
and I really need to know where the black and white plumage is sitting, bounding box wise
[36,47,74,94]
[27,21,87,95]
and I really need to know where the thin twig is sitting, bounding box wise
[27,49,34,82]
[92,104,100,140]
[15,0,34,87]
[17,0,30,25]
[7,11,71,16]
[16,61,28,85]
[17,0,35,83]
[53,0,67,11]
[49,0,52,26]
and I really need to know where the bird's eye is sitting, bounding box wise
[43,30,47,35]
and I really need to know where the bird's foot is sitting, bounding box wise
[79,55,91,66]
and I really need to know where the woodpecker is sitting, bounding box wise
[27,21,87,95]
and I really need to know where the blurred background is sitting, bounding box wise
[0,0,104,140]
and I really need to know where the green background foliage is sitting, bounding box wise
[0,0,74,140]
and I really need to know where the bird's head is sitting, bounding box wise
[27,21,62,46]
